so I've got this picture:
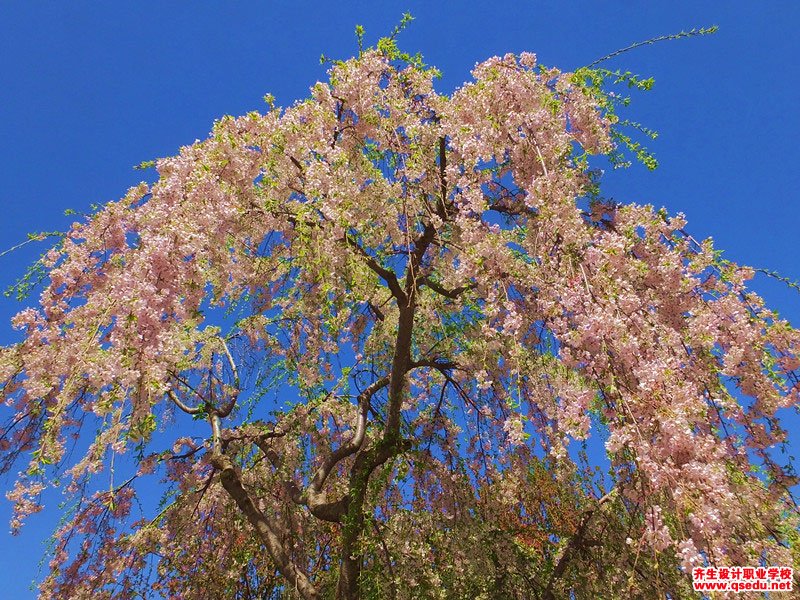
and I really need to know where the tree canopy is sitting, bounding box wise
[1,32,799,599]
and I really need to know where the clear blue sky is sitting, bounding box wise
[1,2,798,596]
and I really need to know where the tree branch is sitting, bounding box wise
[417,277,476,299]
[344,234,406,302]
[215,338,241,418]
[166,389,202,415]
[336,276,419,598]
[542,488,618,600]
[211,453,320,600]
[310,377,389,494]
[249,428,350,524]
[409,359,458,371]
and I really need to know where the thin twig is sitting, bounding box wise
[585,27,718,69]
[0,232,62,259]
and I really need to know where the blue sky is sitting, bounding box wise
[1,2,799,596]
